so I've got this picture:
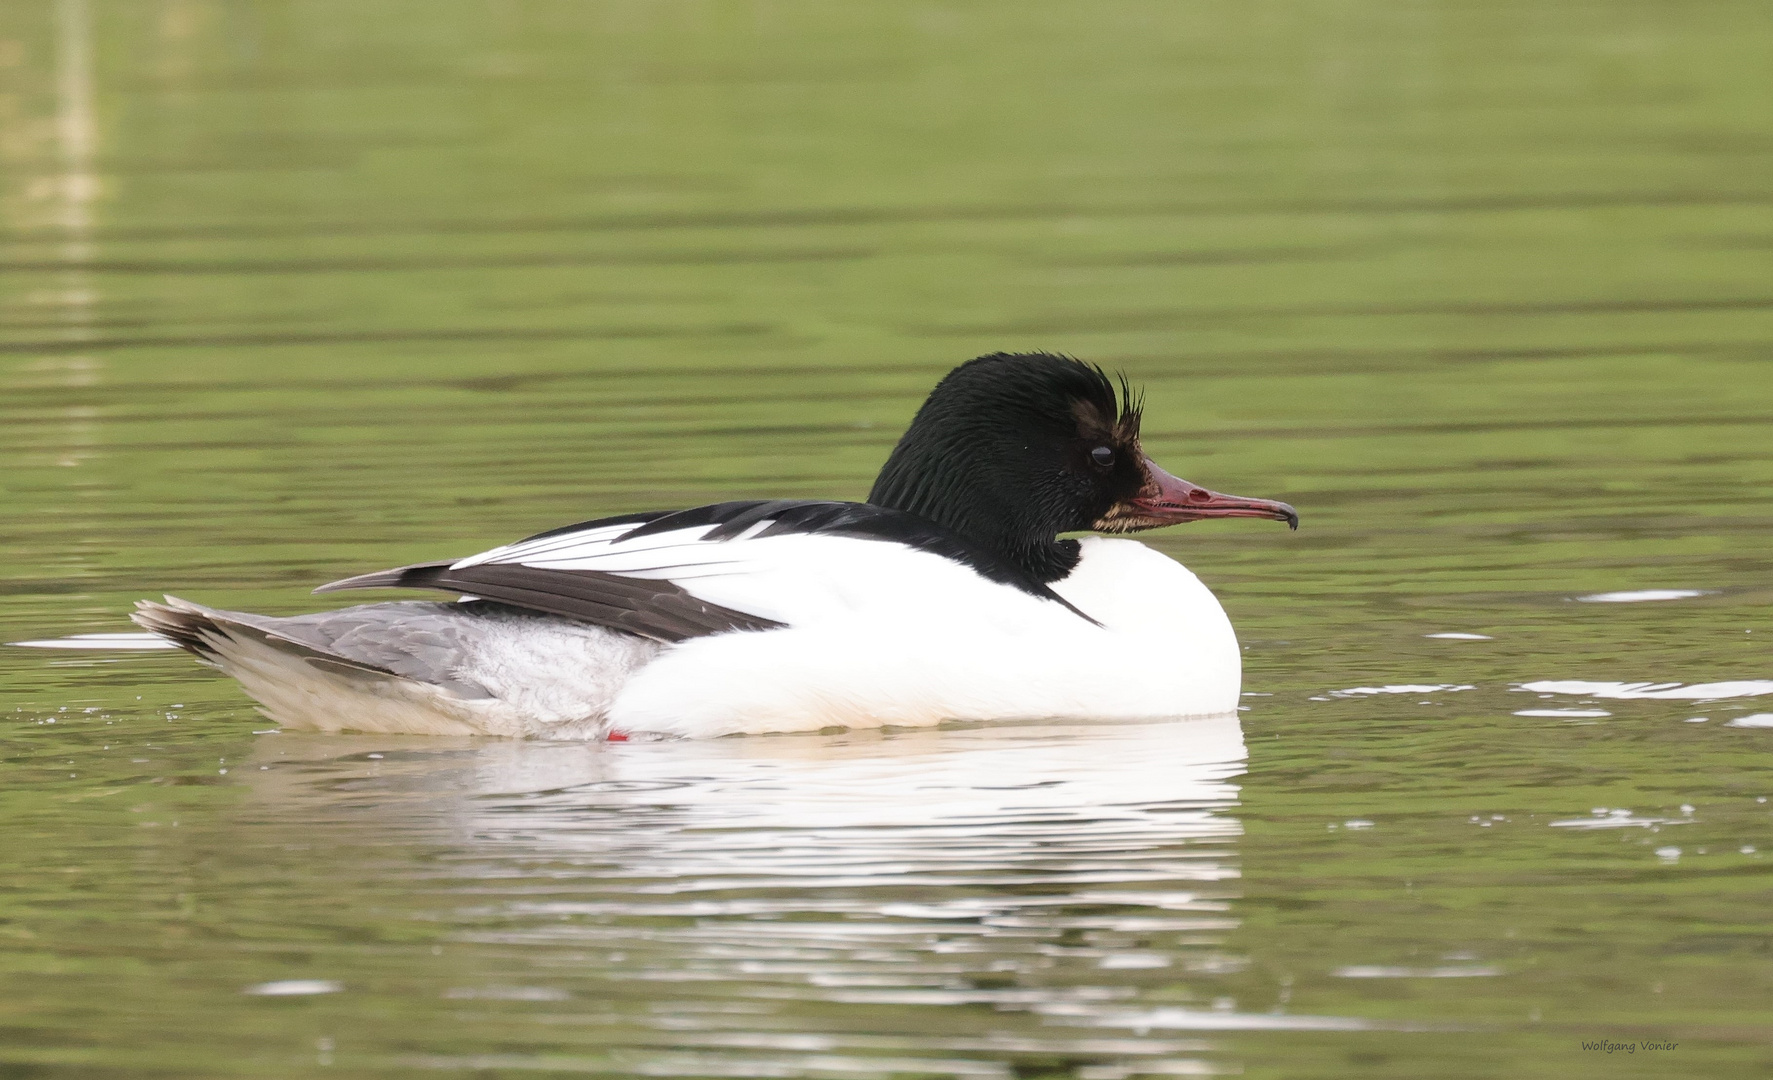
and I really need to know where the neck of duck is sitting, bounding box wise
[867,445,1082,586]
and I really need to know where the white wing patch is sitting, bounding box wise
[459,523,765,580]
[444,519,1040,630]
[452,520,683,569]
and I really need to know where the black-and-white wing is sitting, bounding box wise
[315,500,1066,643]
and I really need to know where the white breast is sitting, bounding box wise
[607,537,1241,737]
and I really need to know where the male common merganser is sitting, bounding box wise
[133,352,1297,739]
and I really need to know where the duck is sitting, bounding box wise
[132,352,1297,739]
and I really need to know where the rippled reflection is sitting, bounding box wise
[227,717,1347,1075]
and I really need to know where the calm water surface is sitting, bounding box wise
[2,2,1771,1076]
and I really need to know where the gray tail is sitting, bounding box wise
[131,596,395,680]
[131,596,226,662]
[128,596,504,735]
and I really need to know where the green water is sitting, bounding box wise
[3,1,1773,1076]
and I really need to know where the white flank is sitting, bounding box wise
[609,538,1241,737]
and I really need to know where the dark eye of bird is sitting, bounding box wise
[1090,446,1114,468]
